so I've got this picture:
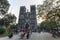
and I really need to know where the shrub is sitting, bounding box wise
[0,27,6,34]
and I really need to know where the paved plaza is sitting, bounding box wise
[0,32,60,40]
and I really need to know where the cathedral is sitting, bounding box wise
[18,5,37,31]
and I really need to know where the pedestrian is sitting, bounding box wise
[20,27,25,39]
[52,29,56,38]
[20,23,31,39]
[25,23,31,39]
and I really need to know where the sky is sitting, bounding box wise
[8,0,44,23]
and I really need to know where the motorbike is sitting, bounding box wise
[8,33,13,38]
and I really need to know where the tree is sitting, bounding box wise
[9,24,18,33]
[37,0,60,32]
[0,0,10,15]
[1,13,16,33]
[0,27,6,34]
[37,0,60,19]
[40,20,57,32]
[0,0,10,26]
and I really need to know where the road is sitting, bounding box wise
[0,32,60,40]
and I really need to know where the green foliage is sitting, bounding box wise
[40,20,57,29]
[0,0,10,7]
[7,24,18,34]
[40,21,50,29]
[0,27,6,34]
[1,13,17,28]
[4,13,16,23]
[0,0,10,15]
[0,19,4,25]
[37,0,60,29]
[10,25,17,29]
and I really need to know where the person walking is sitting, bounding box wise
[20,27,25,39]
[20,23,31,39]
[25,23,31,39]
[52,29,56,38]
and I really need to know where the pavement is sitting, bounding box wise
[0,32,60,40]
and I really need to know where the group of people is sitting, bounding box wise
[20,23,31,39]
[8,23,31,39]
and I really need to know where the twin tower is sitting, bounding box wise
[18,5,37,31]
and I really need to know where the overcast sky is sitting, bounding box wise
[8,0,44,23]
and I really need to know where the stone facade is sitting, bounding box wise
[18,5,37,31]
